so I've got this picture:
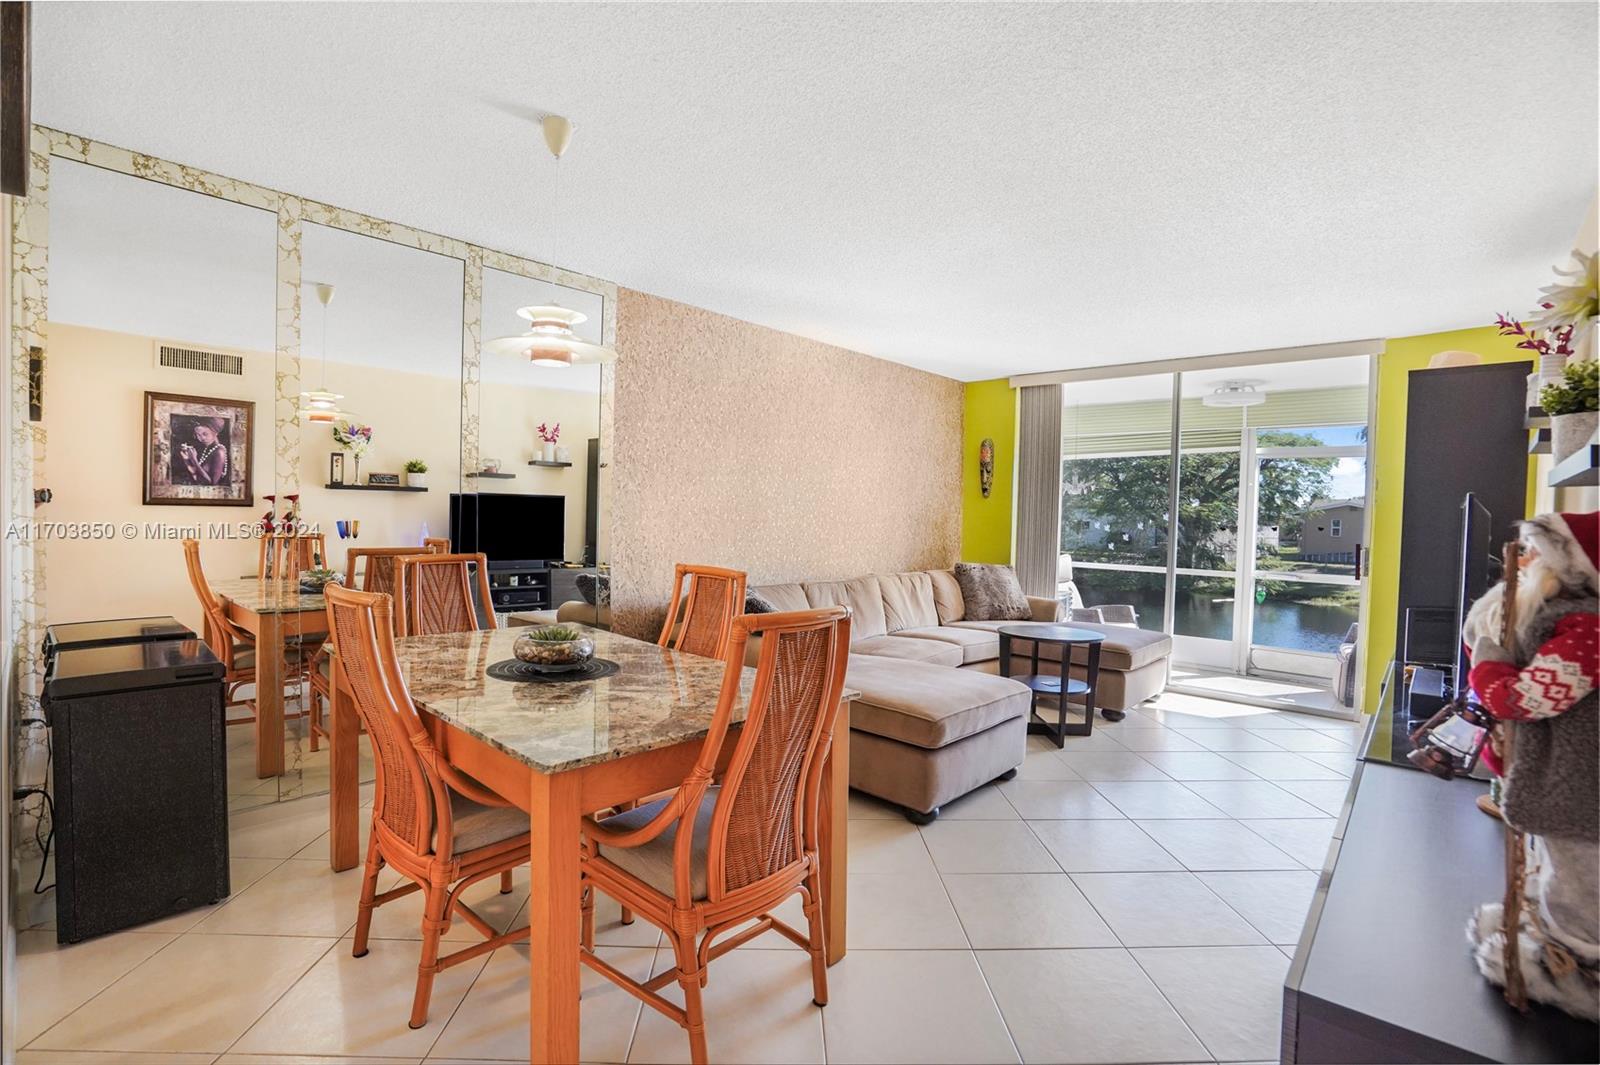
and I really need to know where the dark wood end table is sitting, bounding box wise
[997,623,1106,747]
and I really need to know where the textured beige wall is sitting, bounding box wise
[610,289,962,638]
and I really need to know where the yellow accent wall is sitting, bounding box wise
[1357,325,1538,711]
[961,378,1016,563]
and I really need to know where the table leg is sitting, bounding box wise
[328,662,360,872]
[1085,643,1103,725]
[255,613,285,778]
[529,769,582,1064]
[820,708,850,966]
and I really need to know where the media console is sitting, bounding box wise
[486,564,553,613]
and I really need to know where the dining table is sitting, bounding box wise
[208,576,329,779]
[323,622,855,1064]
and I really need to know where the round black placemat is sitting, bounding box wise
[486,657,621,684]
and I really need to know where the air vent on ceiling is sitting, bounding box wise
[155,343,244,377]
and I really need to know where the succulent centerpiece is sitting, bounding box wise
[513,624,596,671]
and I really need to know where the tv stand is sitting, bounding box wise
[486,563,553,613]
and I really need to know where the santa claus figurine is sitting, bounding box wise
[1461,510,1598,1021]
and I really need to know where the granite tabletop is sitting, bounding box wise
[210,577,329,615]
[391,624,767,775]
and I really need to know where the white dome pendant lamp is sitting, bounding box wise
[483,114,617,367]
[299,282,350,424]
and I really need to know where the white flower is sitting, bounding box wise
[1531,249,1598,347]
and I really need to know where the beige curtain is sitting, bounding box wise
[1015,383,1062,598]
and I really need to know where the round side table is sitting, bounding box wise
[996,623,1107,747]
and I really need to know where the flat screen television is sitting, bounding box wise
[449,492,565,568]
[1455,492,1499,695]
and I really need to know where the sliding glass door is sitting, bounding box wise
[1059,356,1371,704]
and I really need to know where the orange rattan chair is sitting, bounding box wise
[394,552,496,637]
[422,536,451,553]
[258,531,328,579]
[323,582,530,1029]
[182,539,317,722]
[657,563,748,660]
[306,542,451,750]
[580,606,852,1064]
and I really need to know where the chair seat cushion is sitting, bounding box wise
[230,637,323,674]
[445,791,530,856]
[844,655,1031,749]
[893,625,1000,665]
[850,634,964,668]
[592,787,719,900]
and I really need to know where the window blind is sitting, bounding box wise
[1062,385,1367,456]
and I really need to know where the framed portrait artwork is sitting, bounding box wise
[142,391,255,506]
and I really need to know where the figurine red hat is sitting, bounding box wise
[1522,511,1598,589]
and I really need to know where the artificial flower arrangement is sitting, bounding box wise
[1496,249,1598,461]
[334,422,374,481]
[536,422,560,444]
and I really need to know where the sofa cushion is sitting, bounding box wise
[743,589,780,614]
[846,654,1031,748]
[851,634,964,668]
[927,569,966,624]
[1000,622,1173,672]
[751,582,809,613]
[879,571,939,631]
[803,576,888,639]
[894,625,1000,665]
[953,563,1032,621]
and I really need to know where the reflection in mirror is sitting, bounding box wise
[295,221,465,801]
[476,267,607,627]
[41,159,289,809]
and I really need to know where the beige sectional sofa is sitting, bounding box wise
[748,569,1173,822]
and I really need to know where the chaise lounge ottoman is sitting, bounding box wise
[842,653,1031,823]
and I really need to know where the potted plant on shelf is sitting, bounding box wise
[403,459,429,489]
[1540,357,1599,464]
[536,421,560,463]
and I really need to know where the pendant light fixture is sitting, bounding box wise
[299,282,349,423]
[484,113,617,367]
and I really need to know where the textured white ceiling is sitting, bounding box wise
[31,1,1598,382]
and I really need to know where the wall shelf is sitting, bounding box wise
[1548,437,1599,489]
[528,460,573,468]
[1528,427,1552,455]
[474,471,516,479]
[324,482,428,492]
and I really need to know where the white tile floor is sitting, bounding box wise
[16,691,1357,1064]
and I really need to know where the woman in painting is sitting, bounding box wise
[176,416,229,486]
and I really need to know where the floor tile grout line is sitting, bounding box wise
[17,928,193,1053]
[211,933,342,1061]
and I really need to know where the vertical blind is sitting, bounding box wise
[1015,384,1063,598]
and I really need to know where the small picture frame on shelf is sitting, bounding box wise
[367,472,400,486]
[329,452,345,485]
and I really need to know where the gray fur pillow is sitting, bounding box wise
[953,563,1032,621]
[744,590,780,614]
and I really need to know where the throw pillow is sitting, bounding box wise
[575,572,611,606]
[744,590,780,614]
[953,562,1032,621]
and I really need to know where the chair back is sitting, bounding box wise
[395,552,496,636]
[348,542,446,596]
[422,536,451,553]
[658,563,748,660]
[683,607,850,902]
[322,583,449,855]
[259,532,328,578]
[181,539,249,665]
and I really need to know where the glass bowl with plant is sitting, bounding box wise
[513,624,596,671]
[299,567,342,593]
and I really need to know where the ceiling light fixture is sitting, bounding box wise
[484,113,617,367]
[299,282,350,423]
[1201,380,1267,408]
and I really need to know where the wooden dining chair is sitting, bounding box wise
[422,535,451,553]
[307,542,452,750]
[323,583,529,1029]
[580,606,852,1065]
[657,563,748,660]
[182,538,317,721]
[258,532,328,579]
[394,552,497,636]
